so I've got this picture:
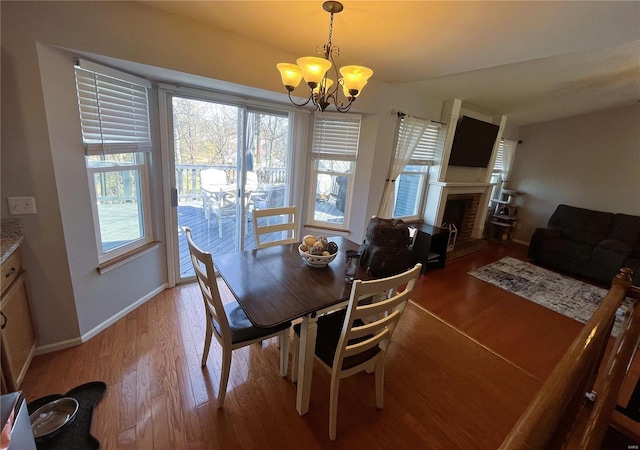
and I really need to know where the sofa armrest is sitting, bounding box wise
[597,239,632,255]
[534,227,563,239]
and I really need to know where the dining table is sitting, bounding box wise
[213,236,363,415]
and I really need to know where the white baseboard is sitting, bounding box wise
[513,238,529,246]
[34,283,169,355]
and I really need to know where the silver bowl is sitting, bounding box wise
[30,397,79,439]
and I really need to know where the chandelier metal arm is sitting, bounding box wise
[287,90,313,108]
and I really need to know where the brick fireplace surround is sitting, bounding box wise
[442,193,482,242]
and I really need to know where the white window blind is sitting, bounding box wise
[407,121,441,165]
[493,139,505,173]
[311,112,361,161]
[74,58,152,155]
[492,138,518,174]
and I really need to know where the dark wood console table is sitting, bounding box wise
[411,223,450,273]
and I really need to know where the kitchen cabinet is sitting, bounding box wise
[1,249,37,393]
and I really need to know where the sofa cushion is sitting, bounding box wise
[598,239,632,254]
[534,227,563,239]
[548,204,613,246]
[540,238,593,262]
[610,213,640,257]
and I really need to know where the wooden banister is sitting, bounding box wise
[500,268,639,450]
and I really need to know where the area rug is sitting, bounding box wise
[27,381,106,450]
[468,257,633,337]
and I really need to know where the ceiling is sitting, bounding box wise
[140,1,640,125]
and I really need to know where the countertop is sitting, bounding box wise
[1,219,24,264]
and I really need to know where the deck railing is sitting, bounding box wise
[175,164,287,201]
[94,164,287,204]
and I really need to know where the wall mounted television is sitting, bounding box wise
[448,115,499,168]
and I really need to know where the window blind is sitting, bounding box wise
[74,59,152,155]
[407,122,441,165]
[492,139,505,173]
[311,112,361,161]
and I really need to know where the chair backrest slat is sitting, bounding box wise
[253,205,297,249]
[333,264,421,371]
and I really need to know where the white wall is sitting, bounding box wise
[1,1,442,348]
[509,103,640,242]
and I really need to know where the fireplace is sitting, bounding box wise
[423,181,493,242]
[442,193,482,242]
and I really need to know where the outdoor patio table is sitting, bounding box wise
[213,236,363,415]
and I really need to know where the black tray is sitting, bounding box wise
[27,381,106,450]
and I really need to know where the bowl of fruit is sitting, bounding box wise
[298,235,339,268]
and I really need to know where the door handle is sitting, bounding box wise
[1,311,6,330]
[171,188,178,207]
[5,267,16,277]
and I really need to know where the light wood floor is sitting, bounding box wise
[20,241,639,448]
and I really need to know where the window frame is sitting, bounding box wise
[392,121,442,221]
[306,112,361,231]
[75,59,155,263]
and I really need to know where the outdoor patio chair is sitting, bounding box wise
[208,187,238,238]
[185,227,291,408]
[291,263,422,440]
[253,184,285,210]
[201,168,228,221]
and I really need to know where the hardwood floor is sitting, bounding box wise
[19,241,639,448]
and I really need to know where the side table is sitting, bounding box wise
[411,223,450,273]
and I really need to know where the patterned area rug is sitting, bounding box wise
[468,257,632,336]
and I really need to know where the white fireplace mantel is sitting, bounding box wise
[423,181,495,239]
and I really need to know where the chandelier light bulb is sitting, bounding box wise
[312,78,334,94]
[276,63,304,90]
[339,65,373,95]
[343,80,365,98]
[296,57,332,88]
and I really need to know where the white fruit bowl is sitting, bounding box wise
[298,245,338,268]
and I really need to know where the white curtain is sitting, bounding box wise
[378,115,429,218]
[501,139,518,183]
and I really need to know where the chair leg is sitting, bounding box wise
[329,375,341,441]
[290,328,299,382]
[374,357,385,409]
[278,332,289,377]
[201,320,213,367]
[217,346,232,409]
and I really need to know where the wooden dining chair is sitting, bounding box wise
[185,227,291,408]
[252,205,297,249]
[292,263,422,440]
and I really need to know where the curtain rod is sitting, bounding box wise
[393,110,446,126]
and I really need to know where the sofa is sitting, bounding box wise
[528,204,640,286]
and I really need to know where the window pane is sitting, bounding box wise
[314,174,348,224]
[87,153,138,168]
[313,160,353,224]
[317,159,352,173]
[394,165,427,217]
[94,169,144,252]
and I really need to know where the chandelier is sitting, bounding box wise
[276,1,373,113]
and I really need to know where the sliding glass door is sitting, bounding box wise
[166,92,292,281]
